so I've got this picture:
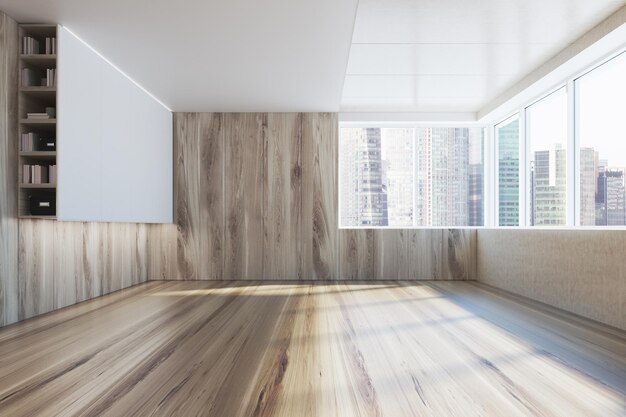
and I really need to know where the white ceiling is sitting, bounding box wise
[343,0,626,114]
[1,0,624,114]
[0,0,358,112]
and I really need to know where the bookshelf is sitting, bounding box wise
[18,24,57,219]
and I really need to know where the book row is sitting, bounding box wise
[23,164,57,185]
[21,67,56,87]
[21,132,56,152]
[22,36,56,55]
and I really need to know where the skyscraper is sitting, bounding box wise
[380,129,414,226]
[416,128,471,226]
[497,119,520,226]
[596,159,608,225]
[340,128,388,226]
[606,168,625,226]
[532,144,567,225]
[579,147,598,226]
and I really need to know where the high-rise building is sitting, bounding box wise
[380,129,414,226]
[468,163,483,226]
[340,128,388,226]
[606,168,625,226]
[596,159,608,225]
[416,128,470,226]
[579,147,598,226]
[498,119,520,226]
[532,144,567,225]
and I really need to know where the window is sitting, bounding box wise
[496,115,520,226]
[576,52,626,226]
[526,88,568,226]
[339,127,484,227]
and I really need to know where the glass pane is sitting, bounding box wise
[496,116,520,226]
[339,126,484,227]
[415,127,484,227]
[577,52,626,226]
[339,128,414,227]
[527,88,568,226]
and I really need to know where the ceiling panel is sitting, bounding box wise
[342,0,626,114]
[352,0,625,44]
[346,44,554,76]
[343,74,511,99]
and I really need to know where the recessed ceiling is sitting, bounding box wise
[0,0,358,112]
[342,0,626,114]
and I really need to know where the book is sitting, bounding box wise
[21,68,39,87]
[22,37,40,54]
[20,132,40,151]
[44,37,56,55]
[26,113,51,119]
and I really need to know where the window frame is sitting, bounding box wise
[337,123,488,229]
[338,47,626,230]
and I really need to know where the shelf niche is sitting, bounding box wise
[18,23,58,218]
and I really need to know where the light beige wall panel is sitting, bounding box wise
[263,113,302,279]
[477,229,626,331]
[223,113,266,279]
[0,12,18,326]
[301,113,338,280]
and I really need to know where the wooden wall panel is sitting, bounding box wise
[17,220,153,321]
[263,113,302,279]
[407,230,444,280]
[445,229,476,280]
[224,113,266,279]
[197,113,224,279]
[337,229,471,280]
[170,112,477,281]
[174,113,223,280]
[301,113,338,280]
[0,12,18,326]
[175,113,201,280]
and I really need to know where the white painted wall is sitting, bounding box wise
[57,26,172,223]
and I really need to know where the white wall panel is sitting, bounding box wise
[58,27,103,221]
[57,26,172,223]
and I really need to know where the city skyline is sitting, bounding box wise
[340,127,483,227]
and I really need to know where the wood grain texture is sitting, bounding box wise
[17,220,153,321]
[301,113,338,280]
[0,280,624,416]
[170,112,477,281]
[477,229,626,331]
[224,113,266,279]
[339,229,466,280]
[174,113,223,280]
[264,113,302,279]
[0,12,19,326]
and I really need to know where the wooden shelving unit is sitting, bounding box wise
[18,24,57,219]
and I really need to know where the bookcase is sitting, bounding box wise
[18,24,57,219]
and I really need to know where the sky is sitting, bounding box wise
[578,51,626,167]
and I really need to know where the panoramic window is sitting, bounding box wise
[496,115,520,226]
[526,88,568,226]
[339,127,484,227]
[576,52,626,226]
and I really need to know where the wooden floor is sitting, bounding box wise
[0,281,624,417]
